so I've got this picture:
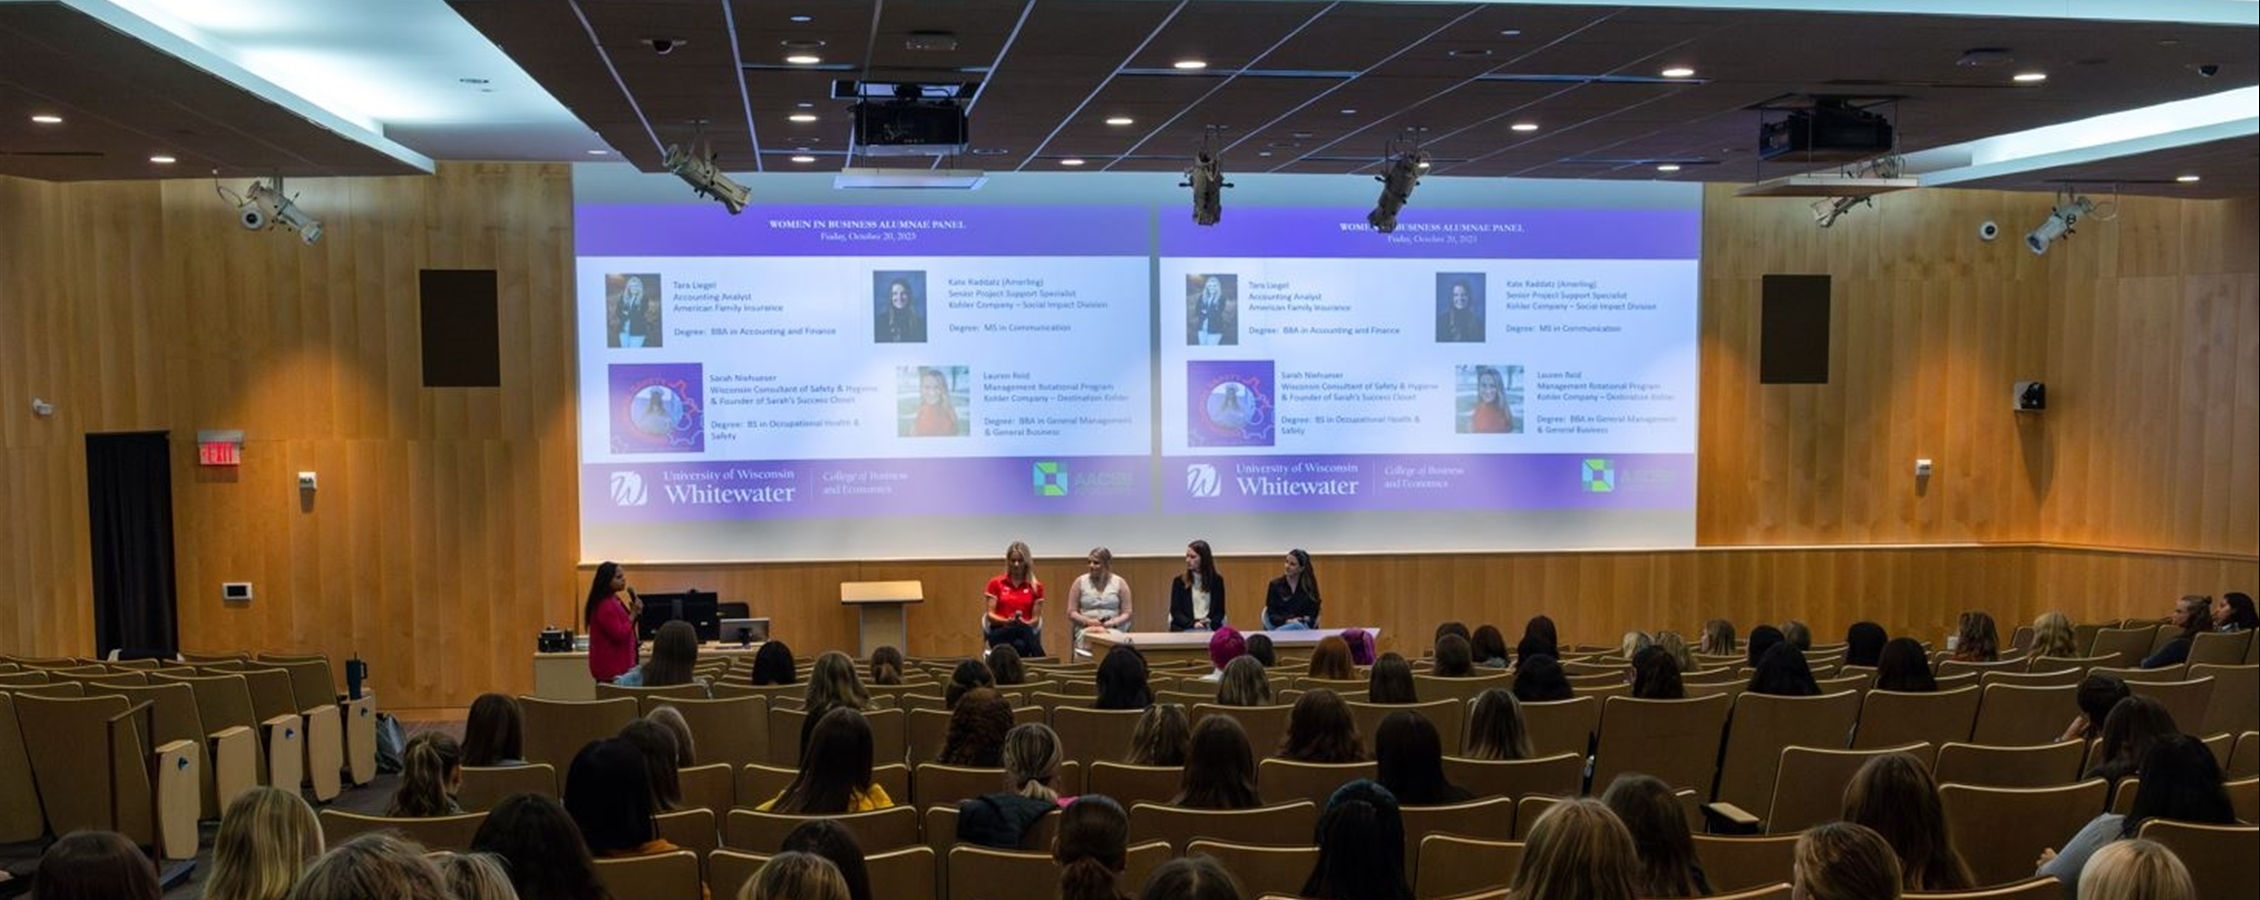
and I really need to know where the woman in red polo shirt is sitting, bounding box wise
[984,541,1046,658]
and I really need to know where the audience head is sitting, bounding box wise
[1700,619,1738,656]
[1516,615,1561,665]
[1618,630,1654,660]
[462,692,526,767]
[2078,839,2195,900]
[1841,751,1973,891]
[564,737,658,855]
[1138,854,1245,900]
[1435,621,1473,644]
[987,644,1026,686]
[1207,627,1248,671]
[1308,635,1356,680]
[1654,631,1697,673]
[389,731,463,817]
[1433,633,1475,677]
[1781,620,1814,652]
[1511,798,1639,900]
[1175,714,1261,809]
[868,645,905,686]
[643,619,700,686]
[1095,646,1153,710]
[1601,774,1704,899]
[208,786,324,900]
[645,706,697,767]
[1215,656,1272,707]
[1953,610,2001,660]
[1302,780,1412,900]
[1245,634,1276,668]
[1126,703,1192,767]
[434,853,517,900]
[774,707,878,814]
[470,793,607,900]
[1002,723,1066,804]
[744,852,850,900]
[1874,638,1937,693]
[1471,625,1510,666]
[750,641,797,685]
[37,830,161,900]
[779,819,871,900]
[288,833,450,900]
[1374,711,1459,806]
[2074,673,2134,741]
[1792,822,1902,900]
[1512,655,1573,703]
[2031,611,2078,658]
[2170,593,2215,636]
[2218,591,2260,632]
[2120,733,2235,838]
[1843,622,1888,667]
[947,658,996,709]
[938,686,1014,768]
[1466,688,1535,761]
[804,650,870,711]
[2089,695,2180,782]
[1341,628,1377,666]
[1630,646,1685,700]
[1749,642,1822,696]
[1055,795,1132,900]
[1280,688,1366,764]
[618,718,683,809]
[1367,652,1418,704]
[1746,625,1785,668]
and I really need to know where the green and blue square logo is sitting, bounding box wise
[1581,458,1616,493]
[1032,461,1069,497]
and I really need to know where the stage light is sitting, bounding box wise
[225,176,324,244]
[663,143,750,214]
[1183,149,1230,226]
[1811,195,1868,228]
[1367,149,1429,234]
[2025,195,2095,255]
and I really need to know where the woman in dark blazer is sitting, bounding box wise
[1169,540,1227,631]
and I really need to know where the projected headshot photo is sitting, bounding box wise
[1436,273,1485,343]
[606,273,663,348]
[1456,364,1524,434]
[1188,360,1274,447]
[874,271,929,344]
[899,365,968,437]
[1187,273,1238,346]
[608,363,704,454]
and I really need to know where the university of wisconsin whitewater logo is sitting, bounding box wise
[610,471,648,506]
[1185,463,1221,498]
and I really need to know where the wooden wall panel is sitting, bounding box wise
[2,168,2251,707]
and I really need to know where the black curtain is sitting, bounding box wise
[86,431,179,657]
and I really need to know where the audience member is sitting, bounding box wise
[938,686,1014,767]
[1512,655,1573,702]
[433,853,517,900]
[1618,631,1653,661]
[744,852,848,900]
[946,658,996,709]
[1843,622,1888,667]
[388,731,464,816]
[1432,634,1475,677]
[761,708,894,813]
[1367,653,1418,704]
[2216,591,2260,633]
[616,619,700,688]
[1138,854,1245,900]
[1510,798,1639,900]
[1792,822,1902,900]
[646,706,697,767]
[1301,780,1414,900]
[206,786,324,900]
[988,644,1026,686]
[2077,839,2195,900]
[957,723,1069,848]
[778,820,871,900]
[1842,752,1974,891]
[1654,631,1698,673]
[1874,637,1937,692]
[1279,689,1366,763]
[1342,628,1377,666]
[1434,621,1472,645]
[564,738,679,859]
[1203,628,1248,682]
[1700,619,1738,656]
[1055,796,1134,900]
[1173,715,1262,809]
[2084,695,2179,784]
[462,692,527,767]
[1373,712,1470,806]
[288,833,451,900]
[1095,646,1153,710]
[1125,703,1191,766]
[1745,625,1785,668]
[2063,673,2133,743]
[1245,633,1276,668]
[1630,646,1685,700]
[1464,688,1536,760]
[1470,625,1510,668]
[1951,610,2002,662]
[868,645,905,686]
[1516,615,1561,665]
[1601,773,1710,898]
[2141,595,2213,668]
[1781,620,1814,652]
[2031,612,2079,659]
[1749,642,1822,696]
[2039,734,2236,888]
[618,719,684,809]
[1307,635,1356,680]
[470,793,609,900]
[749,641,796,686]
[800,651,872,754]
[1214,656,1272,706]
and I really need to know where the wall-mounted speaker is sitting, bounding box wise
[419,269,501,388]
[1760,274,1831,384]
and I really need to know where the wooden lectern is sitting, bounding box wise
[840,580,924,658]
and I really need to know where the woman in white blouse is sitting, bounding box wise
[1069,546,1134,651]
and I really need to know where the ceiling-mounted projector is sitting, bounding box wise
[1760,98,1895,163]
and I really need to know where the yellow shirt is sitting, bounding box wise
[756,783,894,813]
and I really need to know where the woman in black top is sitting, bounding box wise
[1873,638,1937,693]
[1748,643,1821,696]
[1514,615,1559,665]
[1169,540,1227,632]
[1373,712,1471,807]
[1264,549,1322,630]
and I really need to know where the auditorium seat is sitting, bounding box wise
[4,680,84,697]
[593,849,701,900]
[459,763,557,810]
[946,840,1170,900]
[1763,743,1934,834]
[906,705,1045,765]
[922,803,1059,858]
[2138,820,2259,899]
[2232,732,2260,779]
[1399,796,1515,883]
[1513,696,1598,760]
[235,666,339,801]
[1084,761,1184,808]
[1904,877,2066,899]
[2189,631,2254,666]
[1691,833,1800,893]
[1934,740,2086,788]
[2087,663,2186,684]
[1970,684,2078,746]
[1348,699,1466,756]
[596,682,710,701]
[1713,690,1862,817]
[97,680,256,821]
[1195,703,1293,757]
[254,655,377,785]
[2127,677,2216,735]
[1592,694,1732,799]
[2228,775,2258,823]
[152,670,302,792]
[1440,752,1582,802]
[2190,664,2257,736]
[644,695,769,767]
[14,692,196,858]
[1189,840,1321,899]
[1938,658,2028,677]
[725,805,920,853]
[1049,706,1145,763]
[914,763,1007,808]
[654,807,717,871]
[735,762,909,811]
[1512,795,1559,839]
[678,762,736,815]
[707,849,766,900]
[318,809,486,852]
[1938,780,2108,887]
[1128,800,1319,853]
[1852,685,1980,750]
[518,695,639,777]
[1257,758,1377,808]
[1980,668,2084,689]
[1414,834,1523,899]
[2088,627,2159,668]
[1412,672,1513,705]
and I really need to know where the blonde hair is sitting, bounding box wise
[803,651,871,711]
[1511,798,1638,900]
[743,851,850,900]
[646,705,698,766]
[206,786,324,900]
[1003,723,1064,803]
[1125,703,1191,766]
[1794,822,1903,900]
[2078,839,2194,900]
[432,852,517,900]
[1618,631,1652,660]
[2032,611,2079,658]
[1215,656,1272,706]
[287,833,450,900]
[1654,632,1697,672]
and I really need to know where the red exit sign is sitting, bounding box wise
[195,430,244,467]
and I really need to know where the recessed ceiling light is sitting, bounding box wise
[1060,158,1086,167]
[459,77,489,85]
[1417,160,1432,169]
[1661,66,1696,78]
[1340,108,1358,115]
[1105,116,1134,126]
[1449,49,1492,58]
[785,54,822,65]
[791,155,816,164]
[149,155,176,164]
[1656,163,1682,172]
[1258,150,1274,157]
[789,113,818,123]
[789,14,813,23]
[1172,59,1208,70]
[2176,174,2201,183]
[586,149,608,155]
[970,148,1011,156]
[1500,29,1523,37]
[1510,122,1539,132]
[30,114,62,124]
[2012,71,2048,83]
